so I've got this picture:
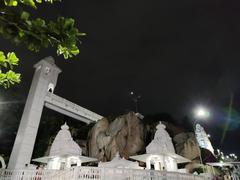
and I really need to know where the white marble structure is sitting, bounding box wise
[8,57,103,169]
[0,156,6,169]
[131,122,190,172]
[195,123,214,154]
[0,166,207,180]
[98,152,142,169]
[1,57,210,180]
[33,123,97,170]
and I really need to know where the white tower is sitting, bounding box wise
[8,57,103,170]
[8,57,61,169]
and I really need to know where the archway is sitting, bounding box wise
[8,57,103,169]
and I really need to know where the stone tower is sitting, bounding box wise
[8,57,61,169]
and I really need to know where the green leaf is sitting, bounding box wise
[4,0,18,6]
[6,70,21,84]
[0,70,21,88]
[78,32,87,36]
[32,18,46,28]
[18,30,25,38]
[0,51,21,88]
[0,51,6,62]
[0,51,7,67]
[21,11,30,21]
[70,45,79,56]
[7,52,19,66]
[63,18,75,30]
[24,0,36,8]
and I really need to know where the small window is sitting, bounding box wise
[71,163,77,167]
[45,67,51,75]
[48,83,54,93]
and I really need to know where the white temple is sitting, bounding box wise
[0,156,6,169]
[98,152,142,169]
[195,123,214,154]
[33,123,97,170]
[130,122,190,172]
[0,58,209,180]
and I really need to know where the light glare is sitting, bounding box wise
[193,106,210,119]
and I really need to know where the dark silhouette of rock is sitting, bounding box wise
[173,132,200,160]
[88,118,109,161]
[87,112,144,161]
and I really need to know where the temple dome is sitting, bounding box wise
[146,122,175,154]
[49,123,82,156]
[98,152,142,169]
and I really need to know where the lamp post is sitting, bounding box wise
[130,91,141,113]
[192,106,210,170]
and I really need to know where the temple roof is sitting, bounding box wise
[146,122,175,154]
[33,123,97,164]
[98,153,142,169]
[32,155,97,164]
[131,121,191,164]
[130,153,190,164]
[49,123,82,156]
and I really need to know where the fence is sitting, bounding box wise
[0,167,209,180]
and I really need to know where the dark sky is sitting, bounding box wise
[0,0,240,157]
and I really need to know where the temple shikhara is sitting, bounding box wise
[32,123,97,170]
[130,122,190,172]
[0,57,239,180]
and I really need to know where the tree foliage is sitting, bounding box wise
[0,0,85,88]
[4,0,59,8]
[0,51,20,88]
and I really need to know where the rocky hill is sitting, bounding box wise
[87,112,204,163]
[88,112,144,161]
[39,111,216,173]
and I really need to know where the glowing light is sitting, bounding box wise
[193,106,210,120]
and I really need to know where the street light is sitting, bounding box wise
[193,106,210,120]
[130,91,141,113]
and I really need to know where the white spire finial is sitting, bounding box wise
[61,122,69,130]
[156,121,166,130]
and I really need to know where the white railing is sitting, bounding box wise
[0,169,64,180]
[0,167,209,180]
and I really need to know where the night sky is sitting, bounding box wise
[0,0,240,157]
